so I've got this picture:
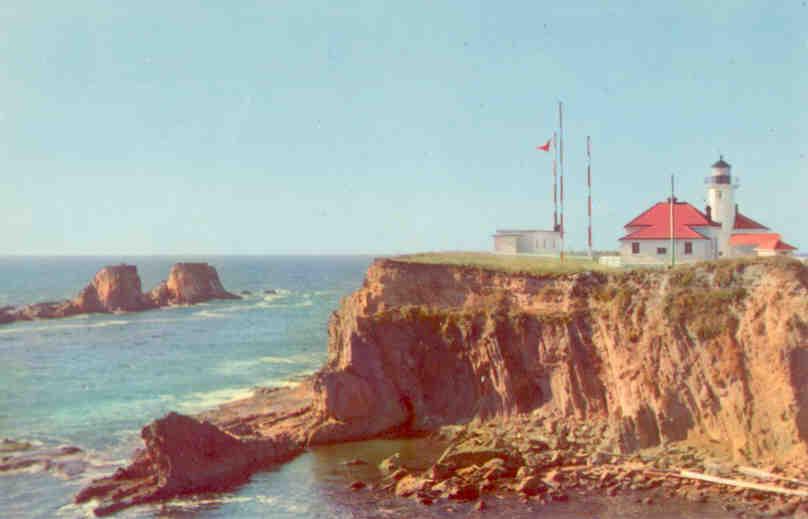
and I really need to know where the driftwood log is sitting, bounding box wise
[672,470,808,498]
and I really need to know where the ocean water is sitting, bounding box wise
[0,256,739,519]
[0,255,372,518]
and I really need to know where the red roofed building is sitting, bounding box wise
[620,157,797,265]
[620,199,722,264]
[729,233,797,256]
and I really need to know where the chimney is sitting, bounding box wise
[735,203,739,214]
[705,205,712,222]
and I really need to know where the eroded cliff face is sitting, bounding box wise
[76,257,808,515]
[311,258,808,465]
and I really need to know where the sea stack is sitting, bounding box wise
[0,262,240,325]
[148,262,240,306]
[8,264,152,320]
[74,264,153,313]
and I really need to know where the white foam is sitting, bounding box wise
[176,386,257,413]
[262,288,291,302]
[56,501,98,519]
[0,461,49,476]
[214,354,320,375]
[192,310,228,319]
[255,495,279,506]
[257,299,313,309]
[256,378,299,389]
[177,376,305,413]
[164,495,253,508]
[0,319,130,335]
[211,303,259,314]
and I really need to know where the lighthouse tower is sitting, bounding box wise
[705,156,736,257]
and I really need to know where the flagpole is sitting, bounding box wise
[670,174,675,267]
[558,101,565,263]
[587,136,592,259]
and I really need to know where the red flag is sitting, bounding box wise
[536,138,551,152]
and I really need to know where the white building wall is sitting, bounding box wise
[517,230,561,254]
[620,239,713,265]
[493,235,519,254]
[493,230,561,255]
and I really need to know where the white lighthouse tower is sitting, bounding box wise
[705,156,737,257]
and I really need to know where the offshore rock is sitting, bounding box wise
[149,262,240,305]
[76,264,153,312]
[77,380,315,516]
[0,442,87,479]
[1,262,238,325]
[74,412,302,516]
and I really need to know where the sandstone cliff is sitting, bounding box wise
[0,262,239,325]
[311,257,807,464]
[76,257,808,515]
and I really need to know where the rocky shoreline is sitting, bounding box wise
[0,262,239,325]
[367,413,808,518]
[73,257,808,517]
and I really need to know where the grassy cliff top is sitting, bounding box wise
[392,252,806,278]
[392,252,607,276]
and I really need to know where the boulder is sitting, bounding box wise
[395,474,431,497]
[146,281,171,307]
[0,442,86,478]
[437,440,522,470]
[0,306,16,324]
[378,453,402,475]
[14,301,79,320]
[447,482,480,501]
[516,475,549,496]
[427,462,456,481]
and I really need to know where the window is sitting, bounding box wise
[631,242,640,254]
[657,247,667,255]
[684,242,693,255]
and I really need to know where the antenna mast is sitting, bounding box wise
[558,101,565,263]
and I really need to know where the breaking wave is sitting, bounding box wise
[0,320,130,335]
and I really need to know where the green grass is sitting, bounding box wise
[391,251,609,276]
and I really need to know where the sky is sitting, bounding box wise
[1,1,805,255]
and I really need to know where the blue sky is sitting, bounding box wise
[1,1,805,254]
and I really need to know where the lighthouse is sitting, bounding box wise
[705,156,736,257]
[617,156,796,265]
